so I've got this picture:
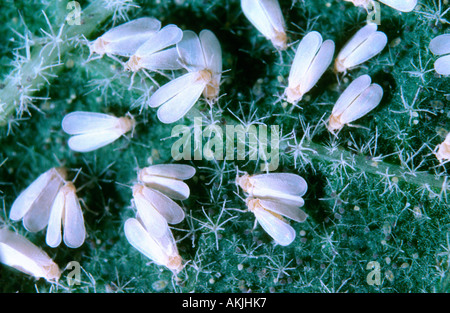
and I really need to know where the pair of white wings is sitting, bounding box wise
[240,0,286,48]
[241,173,308,246]
[62,112,132,153]
[126,24,184,71]
[336,23,387,72]
[133,184,185,239]
[331,74,383,126]
[429,34,450,76]
[138,164,196,200]
[250,198,308,246]
[92,17,162,57]
[243,173,308,206]
[124,217,179,270]
[287,31,335,101]
[0,228,60,281]
[46,183,86,249]
[9,168,85,248]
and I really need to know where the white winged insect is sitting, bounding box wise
[132,183,185,238]
[137,164,196,200]
[148,29,223,124]
[345,0,417,12]
[246,198,308,246]
[284,31,335,104]
[327,74,383,133]
[335,23,387,73]
[124,217,183,274]
[62,111,135,153]
[0,228,60,281]
[429,34,450,76]
[435,132,450,162]
[9,167,67,233]
[89,17,162,58]
[125,24,184,72]
[237,172,308,207]
[241,0,287,50]
[9,167,86,249]
[46,182,86,248]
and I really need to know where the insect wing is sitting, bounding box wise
[429,34,450,56]
[45,189,65,248]
[140,175,190,200]
[332,74,372,116]
[137,47,183,71]
[62,112,119,135]
[379,0,417,12]
[258,199,308,223]
[434,55,450,76]
[199,30,222,74]
[102,17,161,42]
[22,173,65,232]
[62,186,86,248]
[288,31,323,86]
[249,173,308,198]
[133,186,169,238]
[101,17,162,56]
[299,39,335,94]
[177,30,206,71]
[124,218,169,267]
[0,228,60,281]
[340,83,383,124]
[253,206,295,246]
[341,31,387,70]
[141,187,185,224]
[10,168,57,221]
[337,23,378,63]
[67,129,124,152]
[241,0,285,42]
[140,164,196,181]
[155,72,208,124]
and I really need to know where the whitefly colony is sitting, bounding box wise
[1,0,449,289]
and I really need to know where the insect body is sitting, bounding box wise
[125,24,184,72]
[124,217,183,274]
[62,111,135,153]
[241,0,287,50]
[285,31,335,104]
[138,164,196,200]
[46,182,86,249]
[335,23,387,73]
[132,183,185,238]
[9,167,86,248]
[345,0,417,12]
[89,17,162,57]
[237,172,308,246]
[327,74,383,133]
[0,228,61,281]
[246,198,307,246]
[237,172,308,206]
